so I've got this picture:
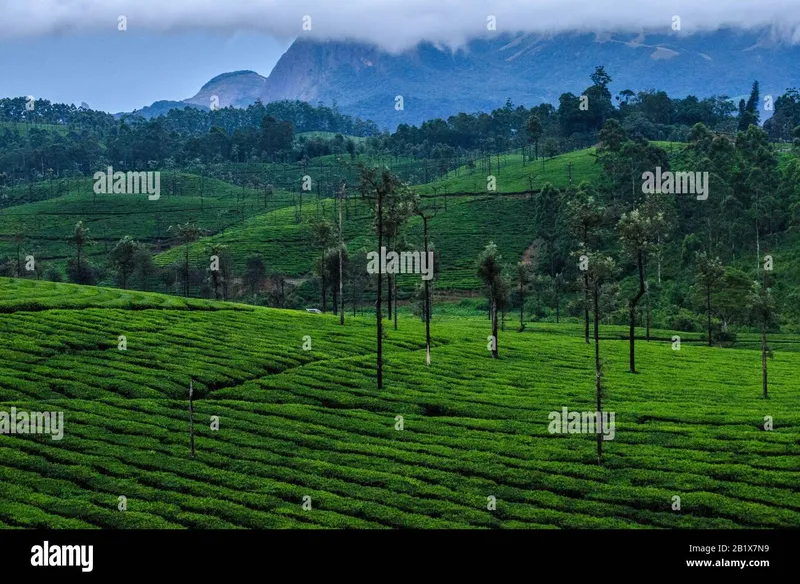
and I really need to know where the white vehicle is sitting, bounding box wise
[305,308,322,314]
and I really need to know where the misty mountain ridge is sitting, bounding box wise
[129,28,800,130]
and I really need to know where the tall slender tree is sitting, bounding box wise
[695,252,725,346]
[309,216,335,312]
[586,252,616,464]
[416,201,439,366]
[108,236,140,289]
[477,242,508,359]
[360,166,406,389]
[382,184,416,327]
[565,181,605,343]
[66,220,95,285]
[747,281,777,399]
[168,222,202,297]
[515,261,531,331]
[618,204,666,373]
[243,251,266,297]
[11,227,25,277]
[526,115,543,162]
[338,182,346,325]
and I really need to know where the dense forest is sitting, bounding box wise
[0,98,379,180]
[2,67,799,183]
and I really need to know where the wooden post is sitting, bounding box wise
[189,380,195,458]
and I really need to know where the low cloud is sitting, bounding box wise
[2,0,800,51]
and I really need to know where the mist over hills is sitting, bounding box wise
[121,28,800,129]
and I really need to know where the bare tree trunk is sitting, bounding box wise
[377,191,383,389]
[339,194,344,325]
[393,275,398,331]
[423,216,432,366]
[657,234,662,285]
[386,236,393,321]
[756,221,760,277]
[644,258,650,342]
[425,278,431,366]
[584,273,590,344]
[762,326,768,399]
[707,285,713,347]
[629,250,645,373]
[594,282,603,465]
[321,249,327,312]
[491,297,499,359]
[184,245,189,297]
[555,280,560,324]
[387,273,393,321]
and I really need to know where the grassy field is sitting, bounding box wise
[0,278,797,529]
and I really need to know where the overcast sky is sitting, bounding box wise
[1,0,799,112]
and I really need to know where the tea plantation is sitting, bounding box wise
[0,278,798,529]
[154,194,545,290]
[0,174,296,268]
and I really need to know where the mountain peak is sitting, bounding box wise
[138,29,800,128]
[187,70,268,110]
[200,70,264,91]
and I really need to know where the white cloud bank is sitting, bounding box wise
[2,0,800,51]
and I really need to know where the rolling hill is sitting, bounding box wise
[0,278,797,528]
[0,147,600,288]
[0,175,296,268]
[152,147,603,290]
